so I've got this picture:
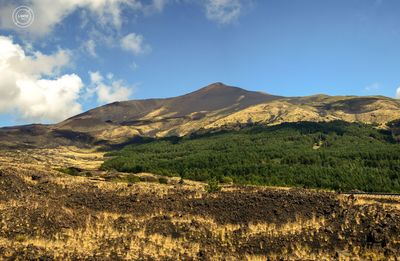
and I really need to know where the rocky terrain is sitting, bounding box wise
[0,149,399,260]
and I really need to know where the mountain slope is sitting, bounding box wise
[55,82,282,140]
[1,82,400,148]
[207,95,400,129]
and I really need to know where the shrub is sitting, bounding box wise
[126,175,141,183]
[139,176,158,183]
[221,176,233,184]
[56,167,82,176]
[110,174,141,184]
[205,178,220,193]
[158,177,168,184]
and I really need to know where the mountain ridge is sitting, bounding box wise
[1,82,400,148]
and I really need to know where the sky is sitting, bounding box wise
[0,0,400,127]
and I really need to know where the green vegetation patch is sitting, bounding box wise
[205,178,221,193]
[101,121,400,193]
[158,177,169,184]
[110,174,141,184]
[56,167,84,176]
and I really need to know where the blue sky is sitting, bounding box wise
[0,0,400,127]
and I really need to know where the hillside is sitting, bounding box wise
[1,82,400,148]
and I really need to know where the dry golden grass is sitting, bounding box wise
[338,194,400,210]
[0,211,334,260]
[204,98,400,131]
[0,146,104,170]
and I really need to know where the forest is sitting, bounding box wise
[101,121,400,193]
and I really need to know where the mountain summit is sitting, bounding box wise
[1,83,400,148]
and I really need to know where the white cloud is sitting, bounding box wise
[97,81,132,103]
[0,35,84,122]
[89,71,103,84]
[205,0,242,24]
[84,39,97,57]
[106,73,114,80]
[0,0,243,40]
[120,33,151,55]
[17,74,83,121]
[396,87,400,99]
[0,0,135,36]
[0,0,169,37]
[89,71,133,103]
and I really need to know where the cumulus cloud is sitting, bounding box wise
[0,35,84,122]
[205,0,242,24]
[89,71,133,103]
[16,74,83,121]
[396,87,400,99]
[120,33,151,55]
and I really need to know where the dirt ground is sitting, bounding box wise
[0,149,399,260]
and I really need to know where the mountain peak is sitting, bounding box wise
[193,82,248,95]
[208,82,228,87]
[210,82,226,86]
[199,82,231,91]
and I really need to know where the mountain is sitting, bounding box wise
[55,82,282,140]
[1,82,400,148]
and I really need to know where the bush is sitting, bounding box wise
[110,174,141,184]
[205,178,220,193]
[158,177,168,184]
[126,175,141,183]
[139,176,158,183]
[56,167,82,176]
[221,176,233,184]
